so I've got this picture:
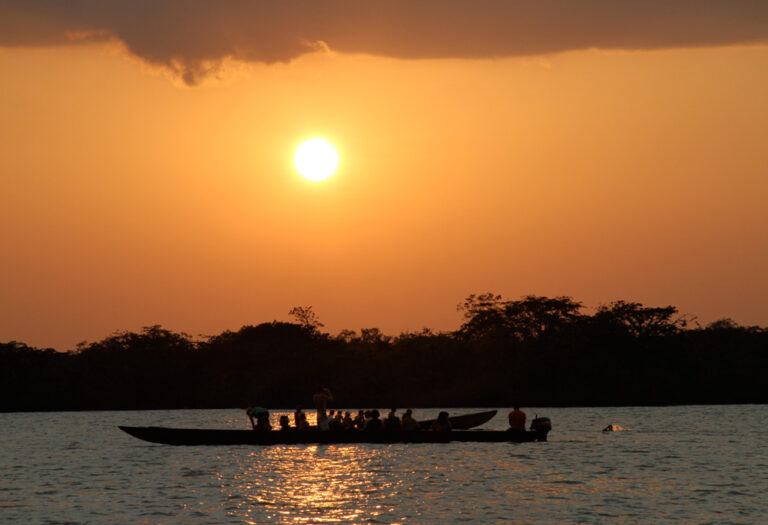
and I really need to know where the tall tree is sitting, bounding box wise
[288,306,324,332]
[458,293,583,342]
[594,301,684,338]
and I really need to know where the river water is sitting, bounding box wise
[2,405,766,524]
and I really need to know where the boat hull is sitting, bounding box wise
[417,409,497,430]
[118,426,547,446]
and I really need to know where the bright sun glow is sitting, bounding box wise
[294,138,338,181]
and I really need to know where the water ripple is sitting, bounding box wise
[2,406,768,523]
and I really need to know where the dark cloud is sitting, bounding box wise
[2,0,767,84]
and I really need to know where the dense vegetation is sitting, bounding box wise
[2,295,766,412]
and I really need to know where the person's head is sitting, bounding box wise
[371,409,380,419]
[257,410,270,422]
[438,411,449,422]
[329,409,335,417]
[299,413,307,421]
[249,406,267,418]
[295,405,302,412]
[358,410,364,416]
[513,405,521,411]
[405,408,413,416]
[279,415,290,428]
[345,411,351,417]
[390,408,397,415]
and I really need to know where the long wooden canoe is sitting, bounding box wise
[417,409,497,430]
[119,426,548,446]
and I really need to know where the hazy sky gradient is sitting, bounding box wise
[1,3,767,349]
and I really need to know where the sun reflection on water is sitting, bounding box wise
[219,444,404,523]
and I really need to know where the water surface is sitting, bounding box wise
[2,405,766,523]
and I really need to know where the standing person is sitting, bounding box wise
[508,405,527,432]
[313,385,333,431]
[294,406,304,428]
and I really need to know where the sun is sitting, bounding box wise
[294,138,338,181]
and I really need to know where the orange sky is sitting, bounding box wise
[1,4,767,350]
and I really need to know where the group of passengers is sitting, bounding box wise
[248,406,440,432]
[246,385,454,432]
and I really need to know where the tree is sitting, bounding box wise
[705,318,739,331]
[334,329,357,343]
[288,306,324,332]
[359,328,391,345]
[458,293,583,342]
[594,301,684,338]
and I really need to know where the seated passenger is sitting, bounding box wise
[431,411,452,432]
[279,415,291,431]
[255,410,272,431]
[401,408,419,431]
[364,409,383,432]
[508,405,527,432]
[296,412,310,431]
[294,405,304,428]
[354,410,366,430]
[329,411,344,430]
[247,406,270,430]
[384,408,402,431]
[343,411,354,430]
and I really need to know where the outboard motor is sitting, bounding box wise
[530,416,552,441]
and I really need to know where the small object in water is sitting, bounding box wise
[602,424,629,432]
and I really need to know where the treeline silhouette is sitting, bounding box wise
[2,295,766,412]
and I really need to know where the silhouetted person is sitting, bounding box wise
[247,406,270,430]
[329,411,344,430]
[354,410,366,430]
[384,408,402,431]
[431,411,451,432]
[364,409,383,432]
[254,410,272,431]
[297,412,310,431]
[294,405,304,428]
[279,415,291,431]
[343,411,354,429]
[402,408,419,431]
[361,409,374,430]
[313,385,333,430]
[508,405,526,432]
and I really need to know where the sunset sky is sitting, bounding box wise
[2,1,767,350]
